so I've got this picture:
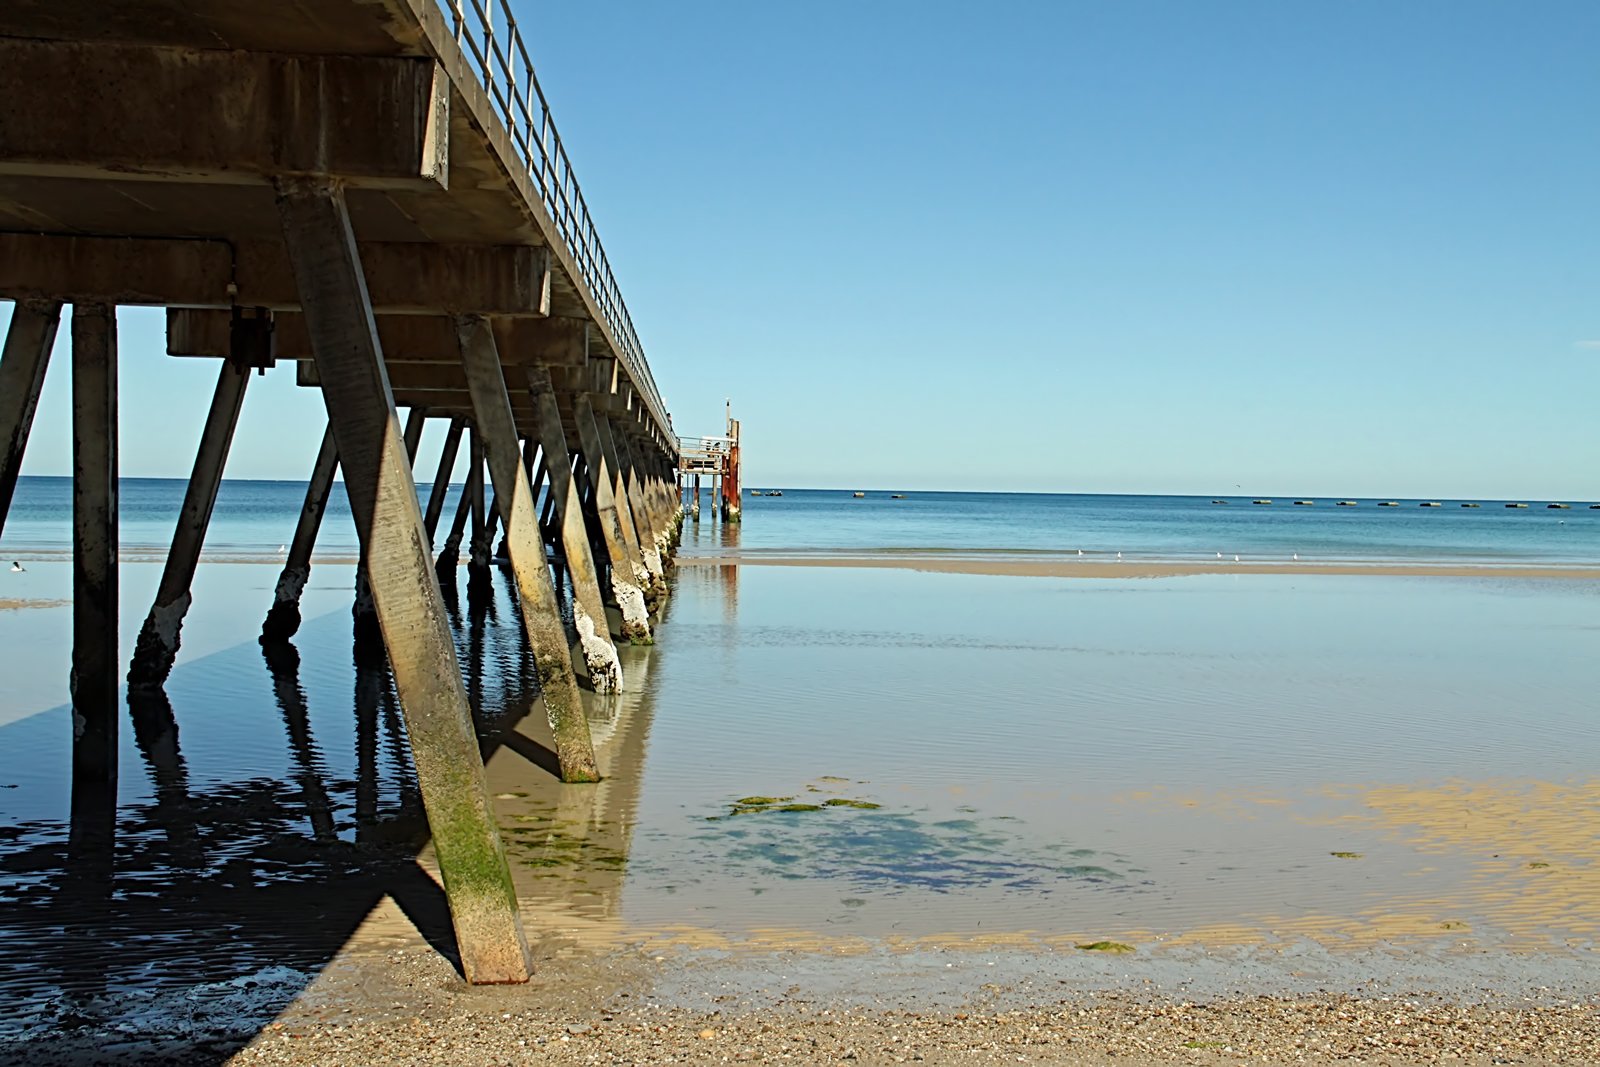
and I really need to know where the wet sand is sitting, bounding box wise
[0,597,68,611]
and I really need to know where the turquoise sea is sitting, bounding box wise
[4,477,1600,563]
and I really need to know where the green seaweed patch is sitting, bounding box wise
[1182,1040,1227,1050]
[1330,851,1363,859]
[823,798,882,810]
[1527,861,1552,869]
[736,796,794,806]
[730,802,822,815]
[1076,941,1134,954]
[1439,921,1468,931]
[817,776,851,783]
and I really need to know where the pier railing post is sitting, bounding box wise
[458,314,621,705]
[522,366,647,645]
[70,302,118,850]
[275,176,532,984]
[129,359,249,687]
[0,299,62,536]
[263,424,337,642]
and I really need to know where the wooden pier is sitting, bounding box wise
[0,0,685,984]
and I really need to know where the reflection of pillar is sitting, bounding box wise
[0,299,61,537]
[70,302,118,861]
[263,424,337,641]
[262,641,337,843]
[127,687,201,862]
[276,176,530,984]
[130,360,249,687]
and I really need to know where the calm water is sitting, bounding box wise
[4,477,1600,563]
[0,479,1596,1041]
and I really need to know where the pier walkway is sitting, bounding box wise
[0,0,685,983]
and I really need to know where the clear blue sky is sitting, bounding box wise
[9,0,1599,498]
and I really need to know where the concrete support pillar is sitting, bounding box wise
[128,359,249,687]
[0,299,61,537]
[594,413,663,593]
[458,315,621,695]
[608,423,669,592]
[466,427,493,601]
[263,424,337,642]
[622,433,670,561]
[70,302,118,843]
[691,473,701,520]
[523,367,646,647]
[275,176,531,985]
[423,415,466,544]
[571,396,654,642]
[436,447,476,587]
[356,406,426,648]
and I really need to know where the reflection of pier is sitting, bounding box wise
[0,0,691,984]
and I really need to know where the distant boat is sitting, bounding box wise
[1293,500,1314,506]
[749,489,760,496]
[1336,501,1357,506]
[1547,503,1570,509]
[766,490,783,497]
[1506,503,1528,508]
[1252,499,1272,505]
[1591,505,1600,510]
[1211,499,1228,505]
[1460,502,1480,508]
[1420,501,1442,507]
[1377,501,1399,507]
[851,492,865,498]
[890,494,907,500]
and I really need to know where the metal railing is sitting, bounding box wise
[439,0,669,434]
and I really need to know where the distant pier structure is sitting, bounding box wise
[0,0,687,984]
[678,403,742,523]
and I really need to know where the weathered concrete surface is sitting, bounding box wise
[523,367,647,645]
[128,359,249,687]
[0,299,60,536]
[0,41,449,188]
[572,395,658,635]
[459,314,620,700]
[263,425,338,642]
[277,176,531,984]
[70,302,118,834]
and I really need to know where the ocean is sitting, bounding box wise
[4,477,1600,564]
[0,475,1596,1037]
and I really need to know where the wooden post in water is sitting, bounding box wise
[129,359,250,687]
[274,176,531,985]
[0,299,61,536]
[523,366,639,645]
[455,316,602,774]
[70,302,118,846]
[263,424,337,642]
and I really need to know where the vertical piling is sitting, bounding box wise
[70,302,118,848]
[129,360,250,687]
[263,425,338,642]
[453,318,601,776]
[275,176,531,985]
[0,299,62,536]
[521,367,642,647]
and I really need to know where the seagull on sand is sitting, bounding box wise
[1293,553,1299,561]
[9,561,23,572]
[1116,551,1122,561]
[1216,551,1222,559]
[1234,555,1240,563]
